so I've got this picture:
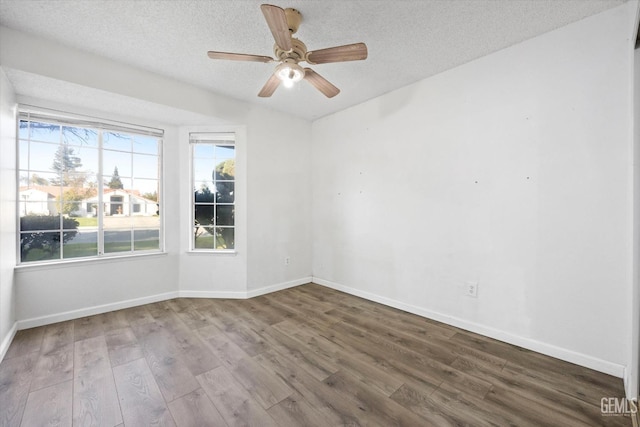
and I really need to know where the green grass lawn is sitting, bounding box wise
[74,217,98,227]
[194,234,231,250]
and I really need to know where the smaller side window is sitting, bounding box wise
[190,133,235,251]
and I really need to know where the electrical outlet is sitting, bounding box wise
[466,281,478,298]
[284,257,290,266]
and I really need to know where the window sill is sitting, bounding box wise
[14,251,168,272]
[186,250,237,256]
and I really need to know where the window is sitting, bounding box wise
[190,132,235,251]
[18,109,162,263]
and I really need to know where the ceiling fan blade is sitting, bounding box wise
[258,73,281,97]
[207,51,274,63]
[303,68,340,98]
[260,4,292,51]
[307,42,368,64]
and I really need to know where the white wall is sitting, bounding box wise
[312,4,633,376]
[0,68,17,358]
[245,107,312,292]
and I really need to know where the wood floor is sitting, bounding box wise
[0,283,629,426]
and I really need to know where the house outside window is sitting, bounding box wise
[190,132,235,251]
[17,109,163,263]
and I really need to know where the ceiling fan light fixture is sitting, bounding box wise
[275,61,305,88]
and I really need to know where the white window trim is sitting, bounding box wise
[184,125,245,255]
[14,251,168,272]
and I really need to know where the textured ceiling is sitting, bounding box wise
[0,0,627,121]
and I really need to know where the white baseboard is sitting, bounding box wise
[179,277,311,299]
[17,291,179,330]
[246,277,311,298]
[313,277,625,378]
[0,322,18,362]
[178,290,248,299]
[15,277,312,331]
[626,368,638,401]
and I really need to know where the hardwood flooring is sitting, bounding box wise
[0,283,629,426]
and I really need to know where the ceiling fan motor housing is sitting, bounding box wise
[274,38,307,62]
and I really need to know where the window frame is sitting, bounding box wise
[189,131,236,253]
[16,106,165,265]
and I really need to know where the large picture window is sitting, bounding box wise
[190,132,235,251]
[18,109,162,263]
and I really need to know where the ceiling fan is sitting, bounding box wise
[207,4,368,98]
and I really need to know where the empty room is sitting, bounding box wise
[1,0,640,425]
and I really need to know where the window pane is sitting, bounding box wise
[65,202,81,217]
[60,216,79,231]
[193,144,214,159]
[133,215,160,228]
[104,215,131,229]
[133,135,158,155]
[130,199,159,217]
[26,141,58,172]
[18,172,28,188]
[104,229,132,253]
[104,132,131,151]
[73,146,99,175]
[18,120,29,139]
[20,199,58,217]
[62,126,98,147]
[194,226,214,249]
[29,121,60,143]
[60,175,97,218]
[20,231,61,262]
[23,172,60,189]
[107,195,127,216]
[217,206,234,226]
[134,229,159,250]
[132,179,158,203]
[216,227,234,250]
[216,182,234,203]
[105,176,132,192]
[20,214,61,231]
[18,139,29,170]
[103,150,132,178]
[215,161,235,180]
[194,182,214,196]
[193,159,214,183]
[214,145,234,160]
[132,154,158,179]
[50,142,85,186]
[63,230,97,259]
[194,204,215,226]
